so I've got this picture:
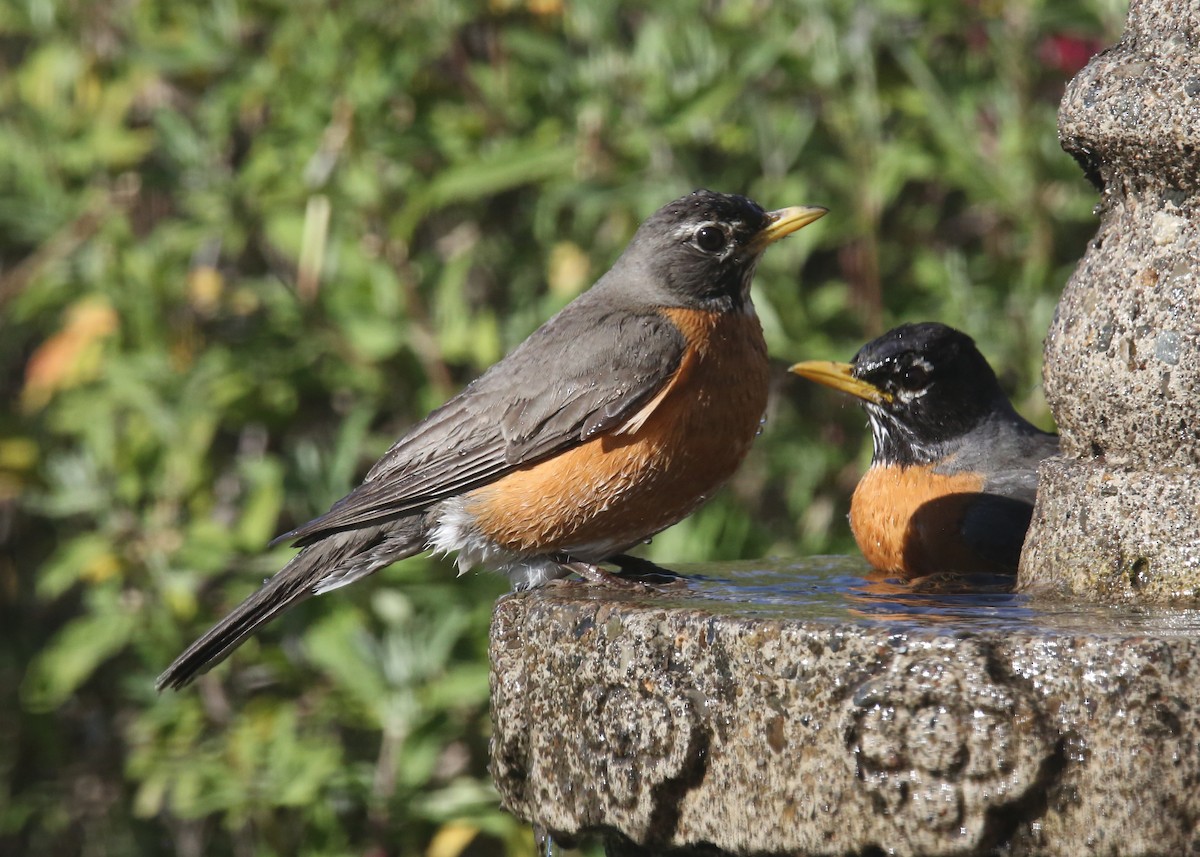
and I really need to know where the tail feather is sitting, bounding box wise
[155,556,316,691]
[157,520,425,691]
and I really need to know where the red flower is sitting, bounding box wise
[1038,33,1107,77]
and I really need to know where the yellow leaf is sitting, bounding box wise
[81,551,121,584]
[426,821,480,857]
[0,437,38,471]
[187,265,224,315]
[547,240,589,298]
[21,298,118,411]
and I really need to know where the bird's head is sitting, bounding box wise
[608,190,826,312]
[791,322,1011,466]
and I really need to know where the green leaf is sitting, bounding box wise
[35,532,119,600]
[21,608,137,711]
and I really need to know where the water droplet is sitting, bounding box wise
[533,824,566,857]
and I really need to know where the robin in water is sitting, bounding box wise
[790,322,1058,580]
[158,190,827,690]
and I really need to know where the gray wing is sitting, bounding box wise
[959,429,1059,569]
[280,300,686,547]
[959,493,1038,571]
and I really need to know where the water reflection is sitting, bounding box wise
[591,556,1200,637]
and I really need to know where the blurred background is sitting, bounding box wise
[1,0,1124,854]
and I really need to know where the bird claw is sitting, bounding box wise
[553,557,685,593]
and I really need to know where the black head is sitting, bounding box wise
[604,190,826,311]
[792,322,1014,466]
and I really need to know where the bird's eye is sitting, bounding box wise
[899,364,930,390]
[694,225,726,253]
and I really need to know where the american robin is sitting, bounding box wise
[158,190,826,690]
[790,322,1058,580]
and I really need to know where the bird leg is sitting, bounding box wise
[606,553,683,584]
[558,558,647,589]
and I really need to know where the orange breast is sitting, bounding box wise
[849,464,988,579]
[464,307,769,555]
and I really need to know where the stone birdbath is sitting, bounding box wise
[488,2,1200,854]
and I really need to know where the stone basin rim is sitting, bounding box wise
[513,555,1200,639]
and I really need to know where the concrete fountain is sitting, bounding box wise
[488,2,1200,854]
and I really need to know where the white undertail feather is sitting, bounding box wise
[425,500,573,591]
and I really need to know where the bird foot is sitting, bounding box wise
[555,556,685,590]
[561,560,648,589]
[606,553,685,585]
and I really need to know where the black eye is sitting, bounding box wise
[899,364,930,390]
[694,225,726,253]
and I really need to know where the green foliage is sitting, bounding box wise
[2,0,1121,854]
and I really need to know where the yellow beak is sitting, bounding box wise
[750,205,828,250]
[788,360,893,405]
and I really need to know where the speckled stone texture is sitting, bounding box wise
[1019,0,1200,602]
[489,581,1200,856]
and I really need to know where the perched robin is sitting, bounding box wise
[158,190,826,690]
[790,322,1058,579]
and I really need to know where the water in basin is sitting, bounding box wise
[600,555,1200,637]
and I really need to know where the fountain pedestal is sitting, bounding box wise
[489,562,1200,856]
[1019,0,1200,602]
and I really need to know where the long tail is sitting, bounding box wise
[156,521,425,691]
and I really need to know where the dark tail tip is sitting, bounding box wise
[154,570,313,692]
[155,634,232,691]
[155,525,415,691]
[155,657,202,692]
